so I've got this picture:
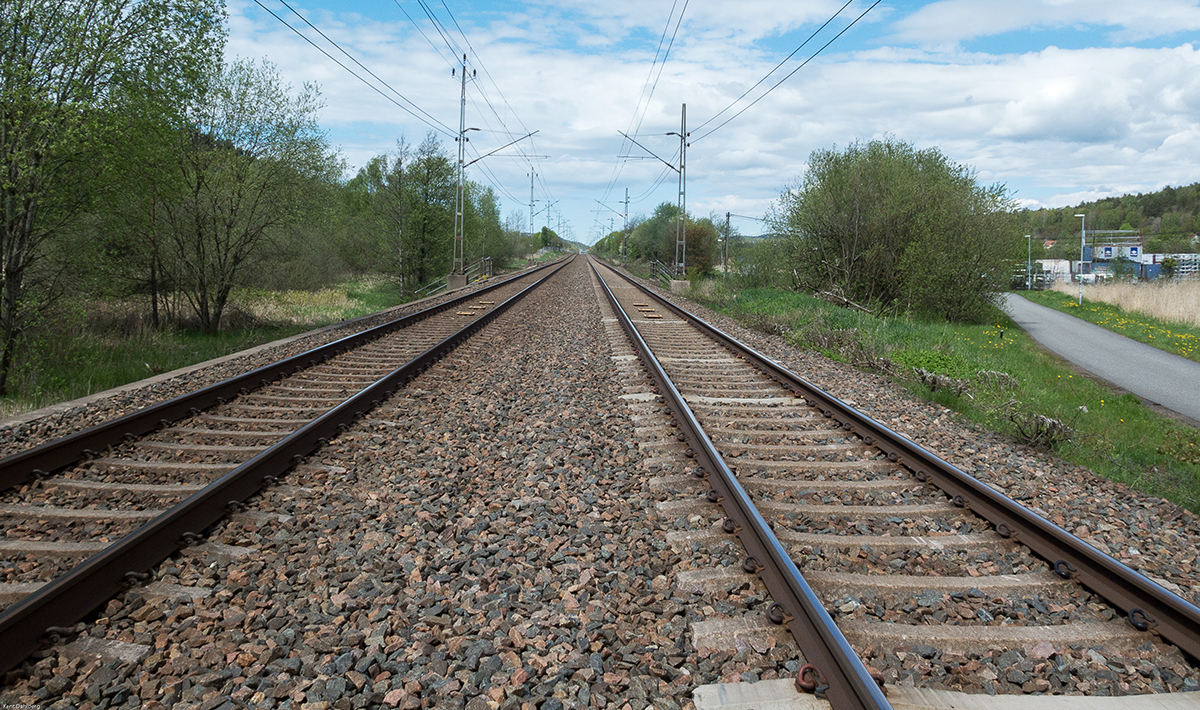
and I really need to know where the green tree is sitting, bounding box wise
[402,133,455,289]
[157,58,337,333]
[344,144,408,277]
[770,137,1018,322]
[0,0,223,392]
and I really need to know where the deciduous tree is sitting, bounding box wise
[0,0,223,392]
[157,58,338,333]
[770,137,1018,322]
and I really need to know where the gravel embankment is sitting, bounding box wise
[2,260,782,709]
[635,270,1200,610]
[2,259,1198,707]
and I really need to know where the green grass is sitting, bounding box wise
[1020,289,1200,364]
[1,277,411,418]
[693,282,1200,513]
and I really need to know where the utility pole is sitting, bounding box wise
[622,187,629,260]
[396,151,404,287]
[451,54,476,286]
[618,103,687,278]
[529,172,537,239]
[669,104,688,277]
[724,211,730,277]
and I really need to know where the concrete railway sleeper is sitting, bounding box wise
[590,258,1200,709]
[0,256,1198,709]
[0,257,573,675]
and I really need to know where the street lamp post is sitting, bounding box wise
[1075,213,1086,305]
[1026,234,1032,289]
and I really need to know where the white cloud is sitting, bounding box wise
[893,0,1200,46]
[224,1,1200,243]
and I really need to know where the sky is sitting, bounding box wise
[225,0,1200,245]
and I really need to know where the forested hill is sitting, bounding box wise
[1019,182,1199,255]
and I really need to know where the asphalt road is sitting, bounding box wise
[1001,293,1200,423]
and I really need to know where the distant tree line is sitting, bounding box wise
[1,0,533,396]
[1020,183,1200,257]
[589,202,722,276]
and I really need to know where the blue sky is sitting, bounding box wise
[226,0,1200,244]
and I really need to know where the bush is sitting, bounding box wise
[770,137,1020,323]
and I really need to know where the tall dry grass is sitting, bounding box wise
[1051,279,1200,327]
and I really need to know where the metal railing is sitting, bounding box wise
[413,257,494,298]
[649,259,673,287]
[413,277,447,299]
[466,257,492,283]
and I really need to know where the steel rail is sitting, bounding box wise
[0,258,572,675]
[591,260,892,710]
[600,259,1200,665]
[0,259,564,493]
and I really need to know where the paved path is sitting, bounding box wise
[1001,293,1200,423]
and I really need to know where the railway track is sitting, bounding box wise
[0,258,570,674]
[1,255,1197,709]
[589,258,1200,709]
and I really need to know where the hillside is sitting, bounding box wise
[1020,182,1199,258]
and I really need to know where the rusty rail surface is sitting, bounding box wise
[592,260,893,710]
[597,258,1200,672]
[0,257,572,675]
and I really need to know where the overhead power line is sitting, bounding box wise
[253,0,454,138]
[692,0,881,144]
[690,0,854,135]
[276,0,454,135]
[601,0,691,205]
[391,0,457,70]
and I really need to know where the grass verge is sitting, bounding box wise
[692,282,1200,513]
[1018,288,1200,363]
[1,277,410,419]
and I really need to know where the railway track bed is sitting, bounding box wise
[0,257,1197,709]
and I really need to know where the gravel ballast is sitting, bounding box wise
[2,260,786,709]
[1,259,1198,708]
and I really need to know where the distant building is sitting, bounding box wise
[1036,259,1071,282]
[1141,253,1199,278]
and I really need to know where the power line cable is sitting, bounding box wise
[691,0,853,134]
[692,0,880,144]
[252,0,454,138]
[432,0,550,222]
[277,0,454,135]
[414,0,464,59]
[391,0,457,70]
[601,0,690,204]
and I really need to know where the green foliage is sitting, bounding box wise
[342,134,508,293]
[0,276,410,416]
[770,137,1020,323]
[0,0,225,393]
[157,58,338,333]
[889,349,968,377]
